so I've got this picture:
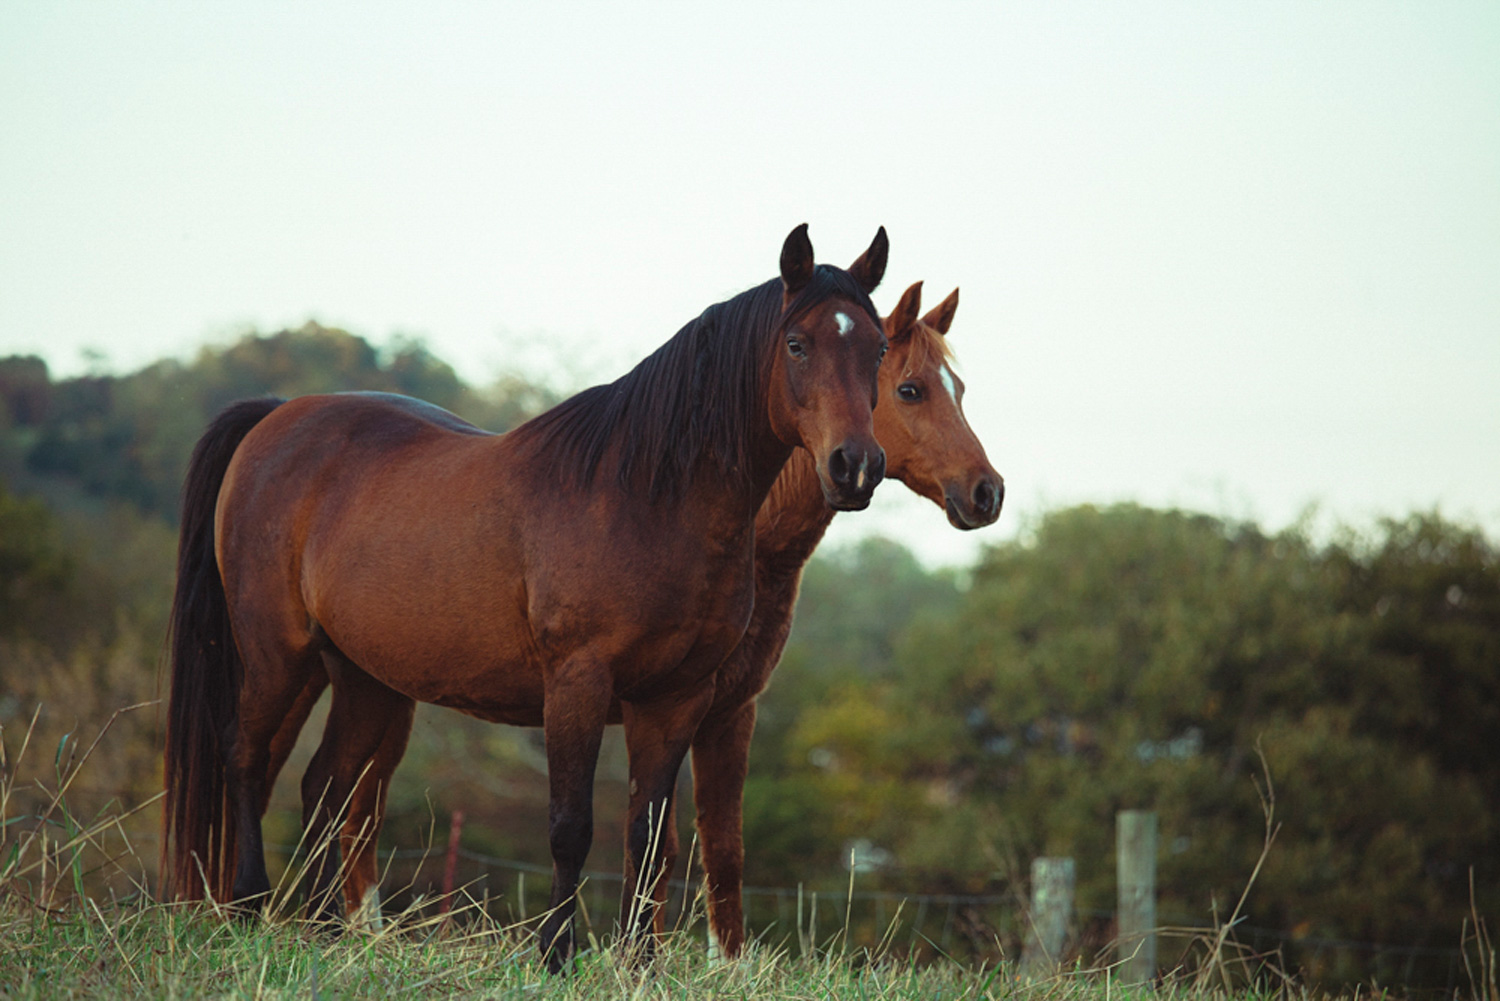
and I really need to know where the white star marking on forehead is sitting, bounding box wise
[938,364,958,404]
[834,312,854,336]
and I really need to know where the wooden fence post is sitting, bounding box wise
[439,808,466,923]
[1018,856,1075,979]
[1116,810,1158,984]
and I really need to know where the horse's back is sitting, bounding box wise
[235,392,487,462]
[218,391,511,570]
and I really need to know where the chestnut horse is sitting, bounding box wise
[212,278,1002,957]
[163,225,891,970]
[680,279,1002,957]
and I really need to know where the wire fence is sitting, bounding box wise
[262,841,1474,992]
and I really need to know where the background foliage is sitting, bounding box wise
[0,329,1495,987]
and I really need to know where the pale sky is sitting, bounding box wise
[2,2,1497,567]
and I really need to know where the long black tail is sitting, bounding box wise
[162,397,283,901]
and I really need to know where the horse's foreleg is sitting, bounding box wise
[619,680,717,962]
[300,656,413,926]
[690,700,757,960]
[649,795,679,935]
[538,656,613,974]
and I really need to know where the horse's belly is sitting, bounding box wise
[310,567,544,717]
[337,638,547,722]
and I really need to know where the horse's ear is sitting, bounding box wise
[921,287,959,335]
[847,226,888,294]
[886,281,923,344]
[780,224,815,296]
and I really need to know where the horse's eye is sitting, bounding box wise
[786,336,807,360]
[878,345,888,366]
[897,382,922,403]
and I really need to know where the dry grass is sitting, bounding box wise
[0,707,1479,1000]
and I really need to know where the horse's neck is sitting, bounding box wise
[754,448,836,578]
[739,408,797,512]
[712,450,829,709]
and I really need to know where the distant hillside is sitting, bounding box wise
[0,323,558,523]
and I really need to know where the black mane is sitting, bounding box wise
[515,264,879,500]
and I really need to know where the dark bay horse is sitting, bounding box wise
[163,225,892,969]
[203,277,1003,958]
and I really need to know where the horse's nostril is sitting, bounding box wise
[973,478,1001,516]
[827,447,850,486]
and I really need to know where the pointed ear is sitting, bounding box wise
[886,281,923,344]
[921,287,959,335]
[780,223,815,297]
[846,226,888,294]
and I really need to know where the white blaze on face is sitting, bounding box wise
[938,364,958,405]
[834,311,854,337]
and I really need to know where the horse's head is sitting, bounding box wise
[766,225,890,511]
[874,282,1003,530]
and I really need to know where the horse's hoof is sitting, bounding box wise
[306,917,344,942]
[229,892,268,924]
[544,949,571,976]
[538,917,575,975]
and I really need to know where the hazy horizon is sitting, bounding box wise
[4,2,1497,566]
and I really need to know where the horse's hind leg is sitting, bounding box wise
[338,686,414,928]
[259,669,330,815]
[225,642,324,912]
[300,652,415,926]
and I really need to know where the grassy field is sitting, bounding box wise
[2,710,1494,1000]
[0,897,1326,1001]
[6,846,1478,1001]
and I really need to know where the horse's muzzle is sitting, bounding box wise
[822,442,886,510]
[944,474,1004,530]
